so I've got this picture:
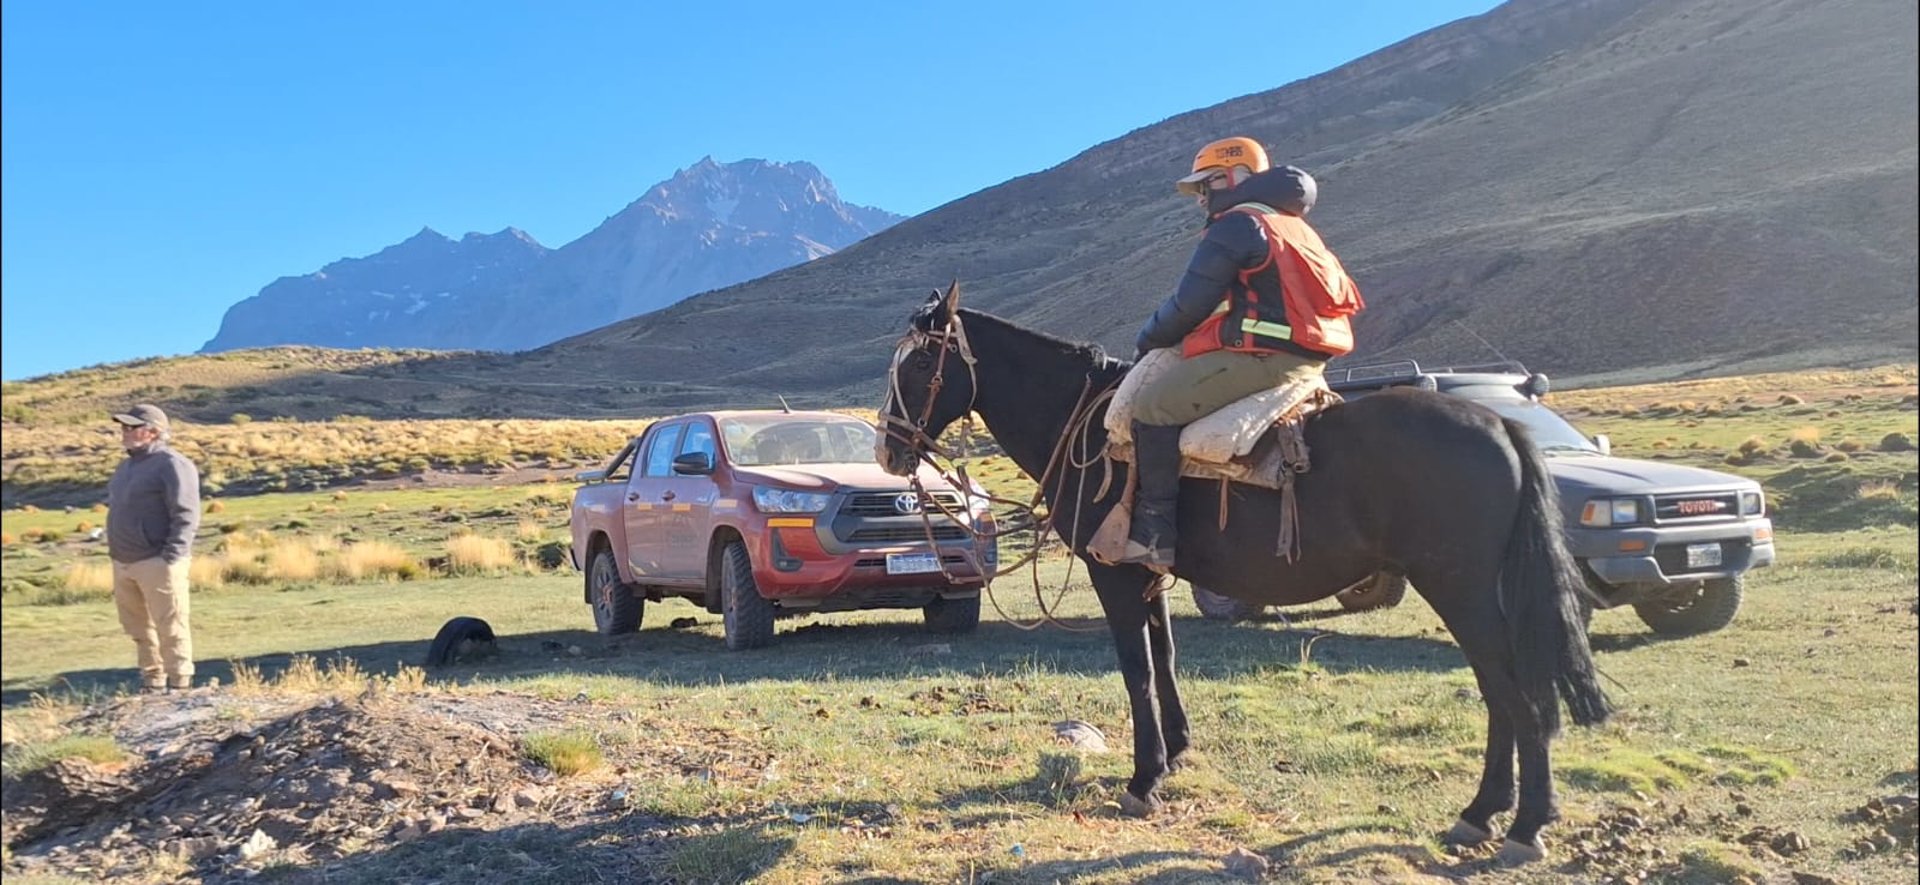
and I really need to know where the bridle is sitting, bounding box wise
[877,308,1127,631]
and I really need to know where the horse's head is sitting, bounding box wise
[876,281,978,476]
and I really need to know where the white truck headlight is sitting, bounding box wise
[753,487,831,514]
[1739,491,1764,516]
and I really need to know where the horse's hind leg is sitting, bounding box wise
[1145,592,1191,769]
[1437,601,1558,864]
[1448,667,1516,845]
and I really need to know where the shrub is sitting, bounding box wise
[230,413,253,424]
[205,500,226,514]
[1777,394,1805,405]
[1836,438,1866,453]
[90,503,107,513]
[1825,452,1850,463]
[0,532,14,546]
[331,490,349,502]
[516,520,546,541]
[1880,432,1915,453]
[188,556,226,590]
[73,521,92,533]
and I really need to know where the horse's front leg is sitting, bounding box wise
[1146,591,1191,769]
[1088,562,1168,816]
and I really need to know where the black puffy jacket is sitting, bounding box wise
[1134,165,1318,356]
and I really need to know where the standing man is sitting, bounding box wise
[106,404,201,692]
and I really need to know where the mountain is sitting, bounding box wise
[341,0,1911,415]
[201,159,902,353]
[200,228,548,351]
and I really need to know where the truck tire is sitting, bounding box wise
[1191,584,1263,622]
[1634,575,1743,636]
[1336,572,1408,612]
[720,541,776,650]
[923,593,981,634]
[588,548,642,635]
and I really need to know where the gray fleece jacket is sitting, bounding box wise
[106,441,201,564]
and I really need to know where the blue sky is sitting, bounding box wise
[1,1,1499,381]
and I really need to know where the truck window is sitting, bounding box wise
[680,421,718,461]
[642,424,686,477]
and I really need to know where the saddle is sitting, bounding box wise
[1089,348,1342,566]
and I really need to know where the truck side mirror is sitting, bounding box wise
[672,452,714,475]
[1592,434,1612,456]
[574,468,608,483]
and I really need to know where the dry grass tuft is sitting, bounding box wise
[1857,481,1903,501]
[446,534,516,575]
[62,561,115,595]
[521,731,604,776]
[328,540,420,581]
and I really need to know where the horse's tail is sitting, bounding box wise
[1499,417,1611,733]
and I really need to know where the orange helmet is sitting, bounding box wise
[1175,136,1270,194]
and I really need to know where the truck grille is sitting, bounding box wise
[1653,493,1739,523]
[842,491,965,517]
[845,526,969,543]
[854,554,970,568]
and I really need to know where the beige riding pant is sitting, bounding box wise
[112,556,194,687]
[1130,348,1327,426]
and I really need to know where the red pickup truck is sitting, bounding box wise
[568,410,995,649]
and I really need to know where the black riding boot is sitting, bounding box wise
[1119,421,1183,570]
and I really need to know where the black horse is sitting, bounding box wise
[876,284,1609,865]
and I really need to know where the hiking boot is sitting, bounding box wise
[139,683,168,696]
[1117,421,1184,571]
[167,676,193,691]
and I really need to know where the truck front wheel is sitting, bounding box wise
[923,593,981,634]
[589,548,643,635]
[720,541,777,650]
[1633,575,1743,636]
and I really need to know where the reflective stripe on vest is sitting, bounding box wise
[1206,301,1295,342]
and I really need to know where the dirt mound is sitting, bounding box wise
[3,691,613,883]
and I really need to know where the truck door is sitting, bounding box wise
[623,422,684,580]
[660,419,721,582]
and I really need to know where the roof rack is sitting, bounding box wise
[1323,359,1532,389]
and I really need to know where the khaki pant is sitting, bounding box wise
[112,557,194,688]
[1131,348,1327,426]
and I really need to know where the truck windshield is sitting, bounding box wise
[1474,397,1600,454]
[721,417,879,466]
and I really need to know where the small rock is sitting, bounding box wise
[422,811,447,834]
[1791,873,1845,885]
[514,786,547,808]
[1052,720,1109,752]
[566,645,583,657]
[1736,802,1754,817]
[454,806,486,820]
[1732,658,1751,668]
[670,617,698,629]
[237,828,277,861]
[1377,803,1398,815]
[1222,846,1271,879]
[1772,830,1810,855]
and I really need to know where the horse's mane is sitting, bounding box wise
[951,308,1130,376]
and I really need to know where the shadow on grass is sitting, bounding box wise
[4,601,1472,707]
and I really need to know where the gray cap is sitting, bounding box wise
[111,403,170,434]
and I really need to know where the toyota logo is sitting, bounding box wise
[892,493,923,515]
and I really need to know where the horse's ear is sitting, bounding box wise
[942,280,961,315]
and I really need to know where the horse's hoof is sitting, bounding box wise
[1443,818,1494,846]
[1495,837,1546,866]
[1167,749,1193,772]
[1117,792,1162,818]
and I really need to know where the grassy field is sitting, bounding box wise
[1,366,1915,883]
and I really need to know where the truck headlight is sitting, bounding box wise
[1579,497,1643,527]
[753,487,831,514]
[1739,491,1764,516]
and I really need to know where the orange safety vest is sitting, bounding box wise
[1183,204,1364,359]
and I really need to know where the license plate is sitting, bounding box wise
[1685,542,1723,569]
[886,552,943,575]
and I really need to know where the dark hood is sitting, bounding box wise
[1208,164,1317,218]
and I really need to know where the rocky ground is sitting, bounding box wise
[1,689,683,882]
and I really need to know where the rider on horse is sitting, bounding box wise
[1119,136,1366,571]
